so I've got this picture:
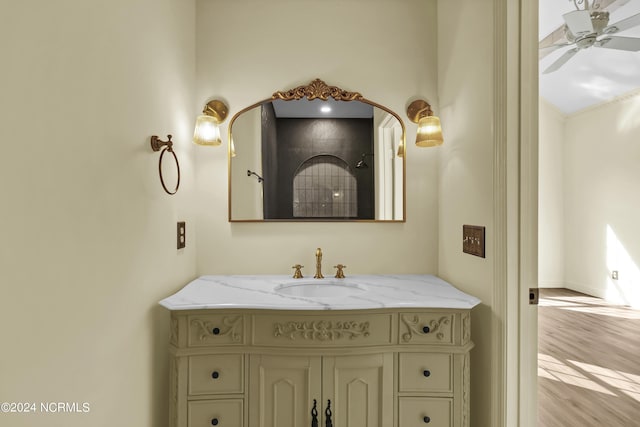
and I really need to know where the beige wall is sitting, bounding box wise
[437,0,496,425]
[0,1,197,426]
[539,92,640,307]
[538,99,566,288]
[230,107,263,220]
[194,0,440,275]
[563,92,640,307]
[0,1,512,426]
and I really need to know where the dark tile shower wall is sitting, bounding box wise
[262,115,374,220]
[261,103,278,218]
[292,155,358,218]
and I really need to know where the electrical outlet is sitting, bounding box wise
[177,221,186,249]
[463,225,486,258]
[529,288,539,305]
[612,270,619,280]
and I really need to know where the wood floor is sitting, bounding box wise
[538,288,640,426]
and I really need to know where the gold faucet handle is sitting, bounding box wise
[333,264,347,279]
[292,264,304,279]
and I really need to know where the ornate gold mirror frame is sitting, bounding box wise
[228,79,406,222]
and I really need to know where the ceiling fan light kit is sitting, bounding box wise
[542,3,640,74]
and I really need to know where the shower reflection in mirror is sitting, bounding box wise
[228,80,405,222]
[247,170,264,183]
[355,153,374,169]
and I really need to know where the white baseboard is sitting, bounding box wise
[564,281,603,298]
[563,281,632,306]
[538,280,564,289]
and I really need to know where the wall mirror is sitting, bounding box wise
[228,79,405,222]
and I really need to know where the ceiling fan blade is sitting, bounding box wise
[596,36,640,51]
[604,11,640,34]
[542,48,579,74]
[563,10,594,36]
[539,42,574,61]
[539,42,572,53]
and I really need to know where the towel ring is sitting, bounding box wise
[151,135,181,195]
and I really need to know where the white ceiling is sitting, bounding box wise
[539,0,640,114]
[272,98,373,118]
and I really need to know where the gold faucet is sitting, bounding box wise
[314,248,324,279]
[334,264,347,279]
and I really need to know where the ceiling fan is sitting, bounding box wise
[542,0,640,74]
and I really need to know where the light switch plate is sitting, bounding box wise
[463,225,485,258]
[177,221,186,249]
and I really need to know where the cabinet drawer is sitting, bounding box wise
[398,397,452,427]
[399,353,452,393]
[252,313,393,347]
[399,313,456,345]
[189,354,244,396]
[188,314,245,347]
[188,399,243,427]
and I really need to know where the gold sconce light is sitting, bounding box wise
[406,99,443,147]
[193,99,229,146]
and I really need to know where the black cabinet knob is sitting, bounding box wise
[211,371,220,379]
[422,326,430,334]
[212,327,220,335]
[423,416,431,423]
[211,418,219,425]
[423,370,431,377]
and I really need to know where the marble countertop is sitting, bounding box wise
[159,275,481,311]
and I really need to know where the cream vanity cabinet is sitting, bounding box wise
[167,308,473,427]
[249,352,392,427]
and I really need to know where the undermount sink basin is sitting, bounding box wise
[275,281,366,298]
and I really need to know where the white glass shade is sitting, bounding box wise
[193,115,222,146]
[415,115,443,147]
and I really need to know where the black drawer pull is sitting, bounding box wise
[211,418,219,425]
[211,371,220,379]
[423,370,431,377]
[423,416,431,423]
[212,327,221,335]
[422,326,430,334]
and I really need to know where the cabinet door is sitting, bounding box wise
[322,353,393,427]
[249,354,322,427]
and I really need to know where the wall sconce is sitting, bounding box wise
[406,99,444,147]
[193,99,229,146]
[230,137,237,157]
